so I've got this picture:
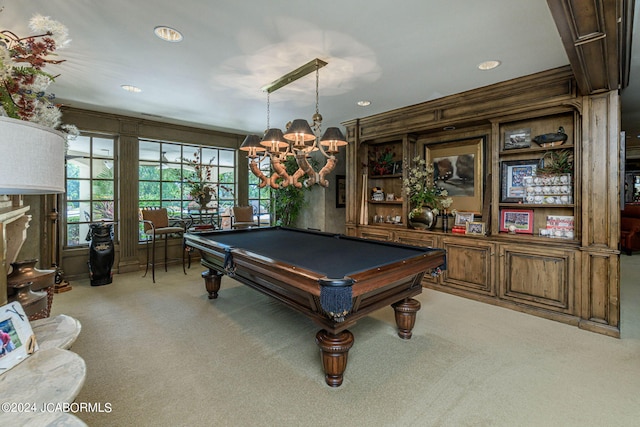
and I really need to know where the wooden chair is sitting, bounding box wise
[231,206,258,229]
[140,208,186,282]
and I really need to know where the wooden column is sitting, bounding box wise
[0,206,31,305]
[117,121,140,273]
[344,120,359,235]
[579,90,620,336]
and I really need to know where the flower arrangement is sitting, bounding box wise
[403,156,453,216]
[0,11,77,134]
[184,151,216,204]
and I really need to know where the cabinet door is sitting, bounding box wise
[441,237,495,295]
[498,244,574,313]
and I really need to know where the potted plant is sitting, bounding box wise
[403,156,453,229]
[184,151,216,209]
[274,156,312,226]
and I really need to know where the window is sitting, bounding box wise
[65,134,116,247]
[248,156,272,226]
[138,140,236,239]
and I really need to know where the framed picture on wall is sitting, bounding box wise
[425,137,484,213]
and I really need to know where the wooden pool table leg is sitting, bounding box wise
[315,329,354,387]
[392,298,421,339]
[202,269,223,299]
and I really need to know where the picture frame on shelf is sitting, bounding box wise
[0,302,38,373]
[465,221,485,235]
[454,211,475,226]
[425,137,484,213]
[500,209,534,234]
[335,175,346,208]
[500,159,538,203]
[392,161,403,175]
[503,128,531,150]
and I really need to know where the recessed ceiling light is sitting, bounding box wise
[357,100,371,107]
[154,26,183,42]
[478,60,501,70]
[121,85,142,93]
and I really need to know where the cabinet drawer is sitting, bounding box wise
[358,227,392,242]
[393,230,437,248]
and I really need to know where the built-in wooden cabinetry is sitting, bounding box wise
[343,67,620,337]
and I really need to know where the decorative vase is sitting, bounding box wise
[8,282,48,320]
[7,259,56,319]
[198,194,212,209]
[442,213,449,232]
[408,207,437,230]
[7,259,56,293]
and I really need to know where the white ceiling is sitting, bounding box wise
[3,1,639,139]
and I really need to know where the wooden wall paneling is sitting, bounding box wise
[344,67,576,140]
[117,131,140,273]
[578,89,621,337]
[581,91,620,249]
[547,0,625,94]
[580,250,620,337]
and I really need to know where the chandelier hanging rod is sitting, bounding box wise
[261,58,328,94]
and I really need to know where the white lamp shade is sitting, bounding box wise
[0,116,66,194]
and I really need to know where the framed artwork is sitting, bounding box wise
[425,137,484,213]
[500,209,534,234]
[500,159,538,203]
[0,302,38,373]
[335,175,346,208]
[465,221,486,235]
[504,128,531,150]
[455,211,475,226]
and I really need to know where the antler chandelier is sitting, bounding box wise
[240,58,348,189]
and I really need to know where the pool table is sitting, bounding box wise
[184,227,445,387]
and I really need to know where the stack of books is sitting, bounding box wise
[451,225,467,234]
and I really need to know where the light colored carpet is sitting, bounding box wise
[49,256,640,427]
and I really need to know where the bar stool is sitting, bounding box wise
[141,208,186,283]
